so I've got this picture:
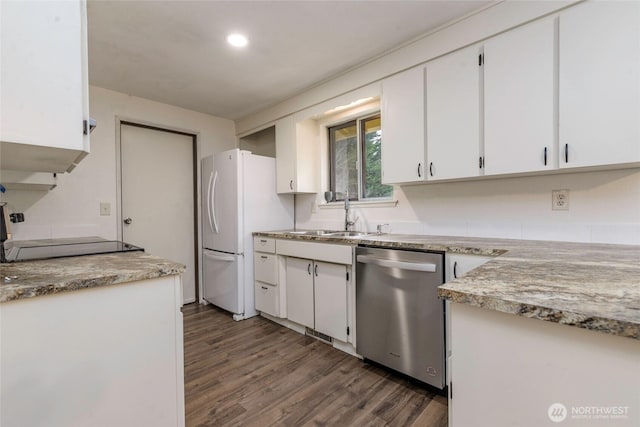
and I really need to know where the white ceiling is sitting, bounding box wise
[88,0,491,121]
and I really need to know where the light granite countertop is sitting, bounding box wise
[0,252,185,303]
[255,230,640,340]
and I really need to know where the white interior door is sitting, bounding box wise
[121,124,196,304]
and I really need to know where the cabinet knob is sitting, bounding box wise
[123,217,132,225]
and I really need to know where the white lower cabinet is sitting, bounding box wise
[313,261,348,342]
[285,257,315,328]
[1,275,185,427]
[449,303,640,427]
[253,237,284,318]
[445,253,494,282]
[285,257,348,341]
[254,282,279,317]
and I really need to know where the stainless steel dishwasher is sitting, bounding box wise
[356,246,445,390]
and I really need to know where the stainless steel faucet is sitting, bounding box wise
[344,191,358,231]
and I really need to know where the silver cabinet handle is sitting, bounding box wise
[289,179,294,190]
[356,255,436,272]
[314,264,318,277]
[123,217,132,225]
[453,261,458,279]
[307,263,312,275]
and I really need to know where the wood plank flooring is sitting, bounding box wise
[182,303,448,427]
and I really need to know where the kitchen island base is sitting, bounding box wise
[1,274,185,427]
[449,303,639,427]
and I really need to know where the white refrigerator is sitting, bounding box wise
[202,149,294,320]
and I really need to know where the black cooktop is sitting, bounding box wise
[3,237,144,262]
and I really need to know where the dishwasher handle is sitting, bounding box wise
[357,255,437,272]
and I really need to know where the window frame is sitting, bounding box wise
[328,112,390,202]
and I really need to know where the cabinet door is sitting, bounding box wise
[313,261,348,342]
[381,66,427,184]
[293,119,319,193]
[426,45,481,180]
[285,257,314,328]
[0,1,88,154]
[559,1,640,168]
[484,17,555,175]
[275,116,296,194]
[445,254,493,283]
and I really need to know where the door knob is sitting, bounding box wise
[123,217,132,225]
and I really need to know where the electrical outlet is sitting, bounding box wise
[100,202,111,216]
[552,189,569,211]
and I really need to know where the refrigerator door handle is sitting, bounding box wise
[211,171,220,233]
[206,171,215,233]
[203,251,235,262]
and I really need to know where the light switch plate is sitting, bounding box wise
[552,189,569,211]
[100,202,111,216]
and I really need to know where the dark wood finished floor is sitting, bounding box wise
[183,303,448,427]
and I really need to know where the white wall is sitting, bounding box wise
[5,85,236,240]
[295,169,640,245]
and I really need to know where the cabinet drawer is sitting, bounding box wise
[254,236,276,253]
[254,253,277,284]
[255,281,278,317]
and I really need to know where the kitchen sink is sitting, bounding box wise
[326,231,374,238]
[286,230,339,236]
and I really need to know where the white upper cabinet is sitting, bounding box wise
[381,66,427,184]
[275,117,318,194]
[483,17,555,176]
[426,45,482,180]
[0,0,90,173]
[559,0,640,169]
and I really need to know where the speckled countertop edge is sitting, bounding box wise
[0,252,186,303]
[254,231,640,340]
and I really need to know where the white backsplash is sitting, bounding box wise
[295,168,640,245]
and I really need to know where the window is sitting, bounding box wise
[328,114,392,201]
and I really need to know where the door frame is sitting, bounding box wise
[115,117,200,302]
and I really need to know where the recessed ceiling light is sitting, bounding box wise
[227,33,248,48]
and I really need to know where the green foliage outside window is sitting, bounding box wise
[329,114,392,201]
